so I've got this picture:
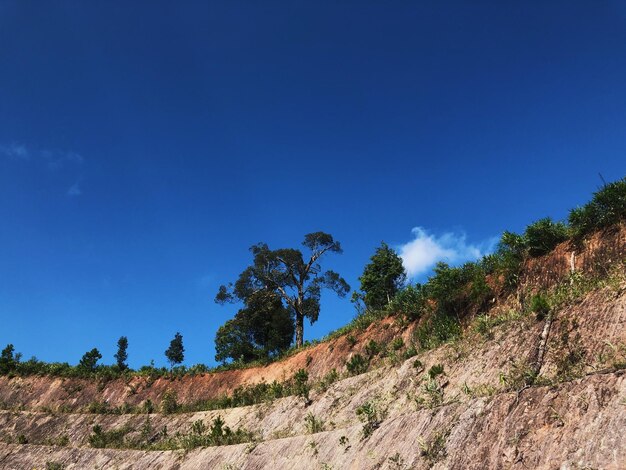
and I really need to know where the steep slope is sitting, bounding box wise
[0,226,624,469]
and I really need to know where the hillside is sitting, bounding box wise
[0,225,625,469]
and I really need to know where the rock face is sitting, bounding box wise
[0,228,624,470]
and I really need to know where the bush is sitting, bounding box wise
[346,354,368,375]
[364,340,382,358]
[388,284,428,321]
[569,177,626,238]
[160,390,179,414]
[524,218,569,257]
[530,294,551,321]
[304,412,325,434]
[293,369,310,401]
[414,314,461,350]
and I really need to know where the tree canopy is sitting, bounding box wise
[114,336,129,370]
[165,332,184,368]
[214,290,294,363]
[216,231,350,348]
[79,348,102,371]
[357,242,406,310]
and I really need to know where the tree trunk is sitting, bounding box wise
[295,313,304,348]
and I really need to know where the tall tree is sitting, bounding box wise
[114,336,129,370]
[165,332,184,368]
[358,242,407,310]
[216,232,350,348]
[79,348,102,372]
[215,290,294,364]
[0,344,17,375]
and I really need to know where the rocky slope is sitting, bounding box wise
[0,226,624,469]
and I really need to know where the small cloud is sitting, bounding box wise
[398,227,497,279]
[0,143,29,160]
[67,181,82,197]
[45,150,84,169]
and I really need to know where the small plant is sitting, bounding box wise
[419,430,449,465]
[413,358,423,369]
[46,463,66,470]
[388,452,406,469]
[293,368,310,401]
[338,435,350,451]
[160,389,179,414]
[427,364,445,379]
[317,368,339,392]
[346,354,368,376]
[356,400,385,440]
[530,294,551,321]
[346,335,357,347]
[17,434,28,444]
[391,337,404,351]
[365,339,382,358]
[304,412,325,434]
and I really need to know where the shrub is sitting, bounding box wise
[391,338,404,351]
[569,177,626,238]
[356,401,384,440]
[414,314,461,350]
[364,339,382,358]
[317,368,339,392]
[304,412,325,434]
[524,218,569,257]
[427,364,445,379]
[530,294,551,321]
[293,369,310,401]
[388,284,428,321]
[160,390,179,414]
[346,354,368,376]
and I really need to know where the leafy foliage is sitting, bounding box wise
[523,218,569,257]
[114,336,128,370]
[0,344,18,375]
[357,242,406,310]
[569,177,626,238]
[165,332,184,368]
[214,290,294,364]
[216,232,349,348]
[79,348,102,372]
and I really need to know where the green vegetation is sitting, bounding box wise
[88,415,254,450]
[354,242,406,311]
[304,412,325,434]
[165,332,184,369]
[215,231,349,349]
[79,348,102,372]
[346,354,368,376]
[356,400,386,440]
[0,177,624,381]
[215,290,294,364]
[114,336,128,371]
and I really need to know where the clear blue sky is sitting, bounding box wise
[0,1,624,368]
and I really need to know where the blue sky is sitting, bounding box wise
[0,1,624,368]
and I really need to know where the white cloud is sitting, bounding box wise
[0,143,29,160]
[67,181,82,197]
[398,227,497,278]
[1,142,83,167]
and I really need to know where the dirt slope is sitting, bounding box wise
[0,226,624,469]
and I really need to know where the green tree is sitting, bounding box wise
[216,232,350,348]
[0,344,17,374]
[114,336,129,370]
[165,332,184,368]
[215,290,294,364]
[358,242,406,310]
[523,217,569,257]
[79,348,102,372]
